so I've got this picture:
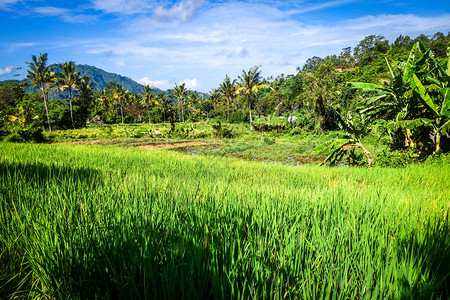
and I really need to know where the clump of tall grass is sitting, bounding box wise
[0,143,449,299]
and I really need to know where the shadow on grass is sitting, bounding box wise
[0,160,102,299]
[396,219,450,300]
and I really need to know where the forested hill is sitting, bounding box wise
[50,64,144,93]
[1,64,145,96]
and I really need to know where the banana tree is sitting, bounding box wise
[314,112,373,166]
[350,41,450,154]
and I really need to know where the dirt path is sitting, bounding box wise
[137,141,206,149]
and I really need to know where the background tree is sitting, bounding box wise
[301,60,340,130]
[112,83,127,124]
[174,83,187,122]
[55,61,81,129]
[219,75,236,121]
[26,53,53,131]
[141,85,158,123]
[236,66,266,130]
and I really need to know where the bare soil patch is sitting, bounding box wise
[137,141,206,149]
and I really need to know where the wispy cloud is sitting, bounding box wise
[33,6,97,23]
[0,0,21,9]
[287,0,355,15]
[89,0,154,14]
[3,0,449,91]
[8,42,36,52]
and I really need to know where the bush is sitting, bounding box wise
[375,150,416,167]
[425,152,450,165]
[229,110,249,124]
[2,133,25,143]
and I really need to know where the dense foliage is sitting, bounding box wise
[1,32,449,161]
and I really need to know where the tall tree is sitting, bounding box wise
[236,66,266,130]
[26,53,53,131]
[141,85,158,123]
[55,61,81,129]
[174,83,187,122]
[207,89,222,112]
[219,75,236,121]
[112,83,127,124]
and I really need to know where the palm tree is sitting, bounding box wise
[76,76,95,105]
[236,66,267,130]
[112,83,127,124]
[174,83,187,122]
[157,92,171,123]
[219,75,236,121]
[26,53,53,131]
[207,89,222,112]
[55,61,81,129]
[141,85,159,123]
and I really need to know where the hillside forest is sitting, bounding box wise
[1,32,449,162]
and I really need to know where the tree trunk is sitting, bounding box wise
[248,95,253,131]
[42,84,51,131]
[181,100,185,122]
[69,87,75,129]
[227,97,230,121]
[120,103,124,124]
[435,131,441,153]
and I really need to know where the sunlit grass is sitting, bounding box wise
[1,143,449,299]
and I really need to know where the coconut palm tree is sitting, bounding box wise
[141,85,159,123]
[236,66,267,130]
[112,83,127,124]
[174,83,187,122]
[207,89,222,112]
[26,53,53,131]
[219,75,236,121]
[55,61,81,129]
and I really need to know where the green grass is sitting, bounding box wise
[1,143,449,299]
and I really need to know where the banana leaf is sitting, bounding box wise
[439,119,450,135]
[313,138,349,155]
[410,74,439,116]
[441,88,450,115]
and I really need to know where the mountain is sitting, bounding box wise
[51,64,145,93]
[2,64,148,99]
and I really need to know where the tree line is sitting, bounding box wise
[1,32,449,157]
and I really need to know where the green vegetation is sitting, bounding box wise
[2,32,449,166]
[0,32,449,298]
[1,143,449,298]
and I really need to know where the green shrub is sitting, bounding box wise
[2,133,25,143]
[229,110,249,123]
[375,150,416,167]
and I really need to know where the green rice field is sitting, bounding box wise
[1,142,449,299]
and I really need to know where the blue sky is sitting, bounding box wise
[1,0,449,92]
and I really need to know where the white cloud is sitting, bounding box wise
[181,78,201,90]
[0,65,16,76]
[21,1,449,92]
[33,6,96,23]
[154,0,205,22]
[90,0,153,14]
[138,77,172,90]
[0,0,21,9]
[287,0,355,15]
[8,42,35,52]
[227,46,249,58]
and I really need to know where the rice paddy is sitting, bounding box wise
[1,142,449,299]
